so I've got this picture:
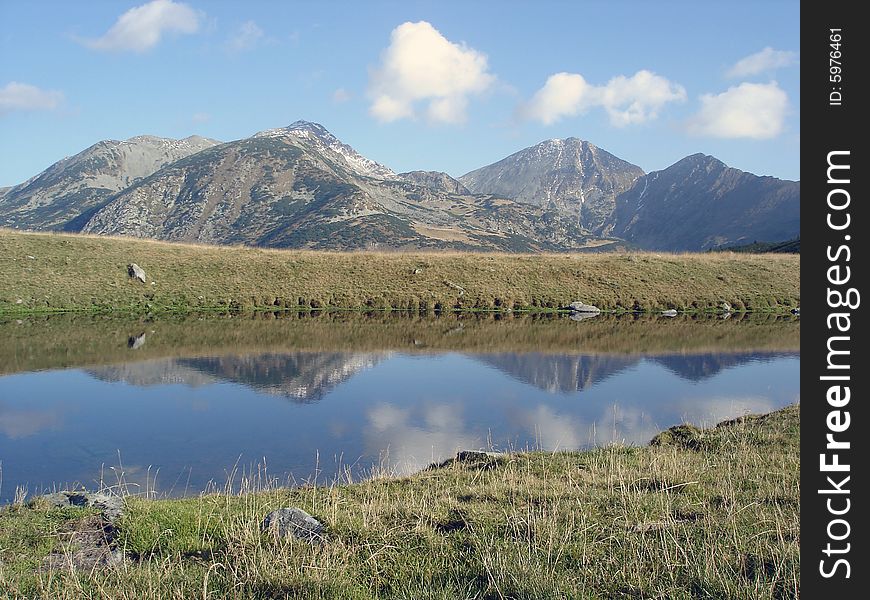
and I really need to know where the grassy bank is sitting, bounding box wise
[1,230,800,314]
[0,404,799,599]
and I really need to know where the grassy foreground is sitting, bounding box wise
[0,405,799,599]
[1,230,800,314]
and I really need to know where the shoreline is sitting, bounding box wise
[1,404,800,597]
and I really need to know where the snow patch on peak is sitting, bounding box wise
[125,135,166,144]
[254,121,397,180]
[122,135,219,151]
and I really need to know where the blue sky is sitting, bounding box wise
[0,1,800,187]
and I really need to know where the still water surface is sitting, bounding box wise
[0,313,799,502]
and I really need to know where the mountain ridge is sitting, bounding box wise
[0,121,799,252]
[606,153,800,251]
[78,124,609,251]
[0,134,220,231]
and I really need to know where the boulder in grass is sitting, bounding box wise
[430,450,507,470]
[127,263,146,283]
[565,301,600,314]
[662,309,678,317]
[261,507,326,543]
[38,491,124,522]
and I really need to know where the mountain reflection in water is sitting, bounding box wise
[0,312,799,502]
[82,351,795,400]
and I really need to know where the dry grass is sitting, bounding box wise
[1,229,800,314]
[0,405,799,599]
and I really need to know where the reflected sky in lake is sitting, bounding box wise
[0,343,798,502]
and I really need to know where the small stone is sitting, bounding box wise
[565,301,600,313]
[791,307,800,315]
[15,298,23,304]
[413,268,422,274]
[261,508,326,543]
[720,301,732,313]
[127,263,147,283]
[661,309,678,317]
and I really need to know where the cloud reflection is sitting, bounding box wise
[0,404,62,439]
[366,402,481,474]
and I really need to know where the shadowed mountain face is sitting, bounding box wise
[88,352,390,402]
[649,352,798,381]
[606,154,800,251]
[459,138,644,232]
[0,135,219,231]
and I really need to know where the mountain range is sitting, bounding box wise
[0,121,799,252]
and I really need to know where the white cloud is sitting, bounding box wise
[226,20,263,53]
[0,82,64,115]
[332,87,351,103]
[80,0,200,53]
[191,112,210,123]
[523,69,686,126]
[687,81,788,139]
[368,21,495,124]
[726,47,798,78]
[522,72,590,125]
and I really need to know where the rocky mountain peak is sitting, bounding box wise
[459,137,643,232]
[286,120,331,136]
[673,153,727,172]
[253,120,397,181]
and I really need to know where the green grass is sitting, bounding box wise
[1,230,800,315]
[0,405,799,599]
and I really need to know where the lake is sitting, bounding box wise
[0,311,799,503]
